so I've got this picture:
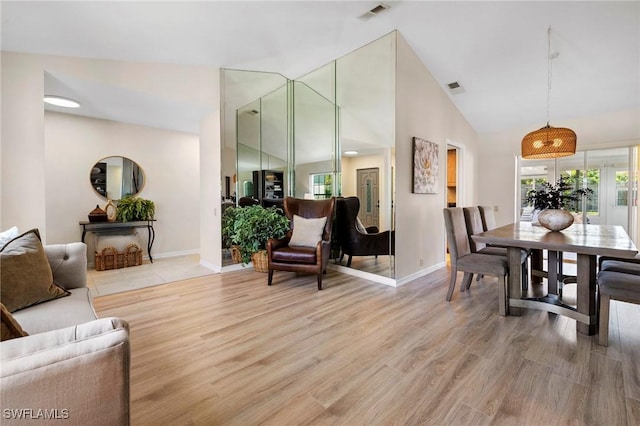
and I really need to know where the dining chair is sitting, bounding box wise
[464,206,529,289]
[443,207,509,315]
[597,270,640,346]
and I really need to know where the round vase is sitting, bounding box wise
[538,209,574,232]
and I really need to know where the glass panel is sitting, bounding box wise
[292,81,336,199]
[586,147,630,229]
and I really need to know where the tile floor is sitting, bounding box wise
[87,254,216,297]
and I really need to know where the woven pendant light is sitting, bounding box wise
[521,27,576,159]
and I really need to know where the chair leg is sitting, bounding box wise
[463,273,473,290]
[446,266,458,301]
[498,275,507,316]
[521,262,529,291]
[346,255,353,267]
[317,273,323,290]
[268,269,274,286]
[476,274,483,282]
[598,293,611,346]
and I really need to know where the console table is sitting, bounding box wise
[79,220,156,263]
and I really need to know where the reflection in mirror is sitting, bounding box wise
[293,81,337,199]
[90,156,145,199]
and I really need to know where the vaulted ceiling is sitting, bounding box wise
[2,1,638,135]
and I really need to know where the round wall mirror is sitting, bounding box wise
[90,156,145,199]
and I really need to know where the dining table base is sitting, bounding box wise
[508,247,598,335]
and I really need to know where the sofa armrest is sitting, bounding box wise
[1,318,130,425]
[45,242,87,290]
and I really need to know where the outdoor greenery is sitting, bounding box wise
[231,205,290,264]
[525,176,594,210]
[116,195,155,222]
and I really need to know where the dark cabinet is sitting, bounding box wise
[91,162,107,197]
[253,170,284,206]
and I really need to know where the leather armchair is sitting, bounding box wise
[335,197,395,267]
[267,197,336,290]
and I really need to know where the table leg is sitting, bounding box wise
[508,247,523,316]
[531,249,543,284]
[548,250,559,295]
[147,224,155,263]
[576,253,597,335]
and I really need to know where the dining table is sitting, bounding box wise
[473,222,638,335]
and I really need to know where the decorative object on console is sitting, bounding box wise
[525,176,594,231]
[115,195,155,222]
[521,27,577,159]
[412,137,438,194]
[88,205,108,222]
[104,199,117,222]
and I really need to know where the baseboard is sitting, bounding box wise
[150,249,200,260]
[327,263,397,287]
[394,262,447,286]
[199,259,221,273]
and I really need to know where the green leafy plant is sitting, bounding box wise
[525,176,594,210]
[231,205,290,264]
[116,195,155,222]
[221,206,238,249]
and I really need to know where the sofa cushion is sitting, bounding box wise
[289,215,327,248]
[0,226,19,248]
[13,288,98,335]
[1,303,28,341]
[0,229,70,312]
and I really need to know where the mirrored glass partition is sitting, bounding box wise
[221,32,397,277]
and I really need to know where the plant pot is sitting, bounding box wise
[230,245,242,263]
[251,250,269,273]
[538,209,574,232]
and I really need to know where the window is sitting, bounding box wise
[310,173,333,199]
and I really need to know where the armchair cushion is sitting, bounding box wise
[0,229,69,312]
[1,303,28,341]
[271,245,317,264]
[289,215,327,247]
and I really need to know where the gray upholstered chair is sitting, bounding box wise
[443,207,509,315]
[463,206,529,288]
[597,270,640,346]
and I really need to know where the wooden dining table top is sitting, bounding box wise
[473,222,638,258]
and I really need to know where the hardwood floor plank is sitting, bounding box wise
[91,264,640,425]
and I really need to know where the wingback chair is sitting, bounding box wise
[267,197,336,290]
[335,197,395,267]
[443,207,509,315]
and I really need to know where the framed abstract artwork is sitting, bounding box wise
[412,137,438,194]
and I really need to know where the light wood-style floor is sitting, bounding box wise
[93,267,640,425]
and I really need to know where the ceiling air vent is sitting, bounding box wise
[359,3,390,20]
[447,81,465,95]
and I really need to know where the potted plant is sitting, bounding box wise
[221,206,242,263]
[525,176,593,231]
[116,195,155,222]
[231,205,290,271]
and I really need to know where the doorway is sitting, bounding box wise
[356,168,380,229]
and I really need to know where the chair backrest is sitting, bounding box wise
[238,197,259,207]
[478,205,497,231]
[284,197,336,241]
[443,207,471,262]
[463,207,487,252]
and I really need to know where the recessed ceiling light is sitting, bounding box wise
[43,95,80,108]
[344,150,358,156]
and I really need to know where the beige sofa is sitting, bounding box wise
[1,242,130,425]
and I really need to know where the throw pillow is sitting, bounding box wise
[0,226,19,249]
[0,228,70,312]
[355,217,368,234]
[0,303,28,341]
[288,215,327,248]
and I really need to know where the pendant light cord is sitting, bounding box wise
[546,26,552,127]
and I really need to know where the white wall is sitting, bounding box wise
[395,34,479,281]
[478,108,640,227]
[1,52,219,263]
[44,111,200,260]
